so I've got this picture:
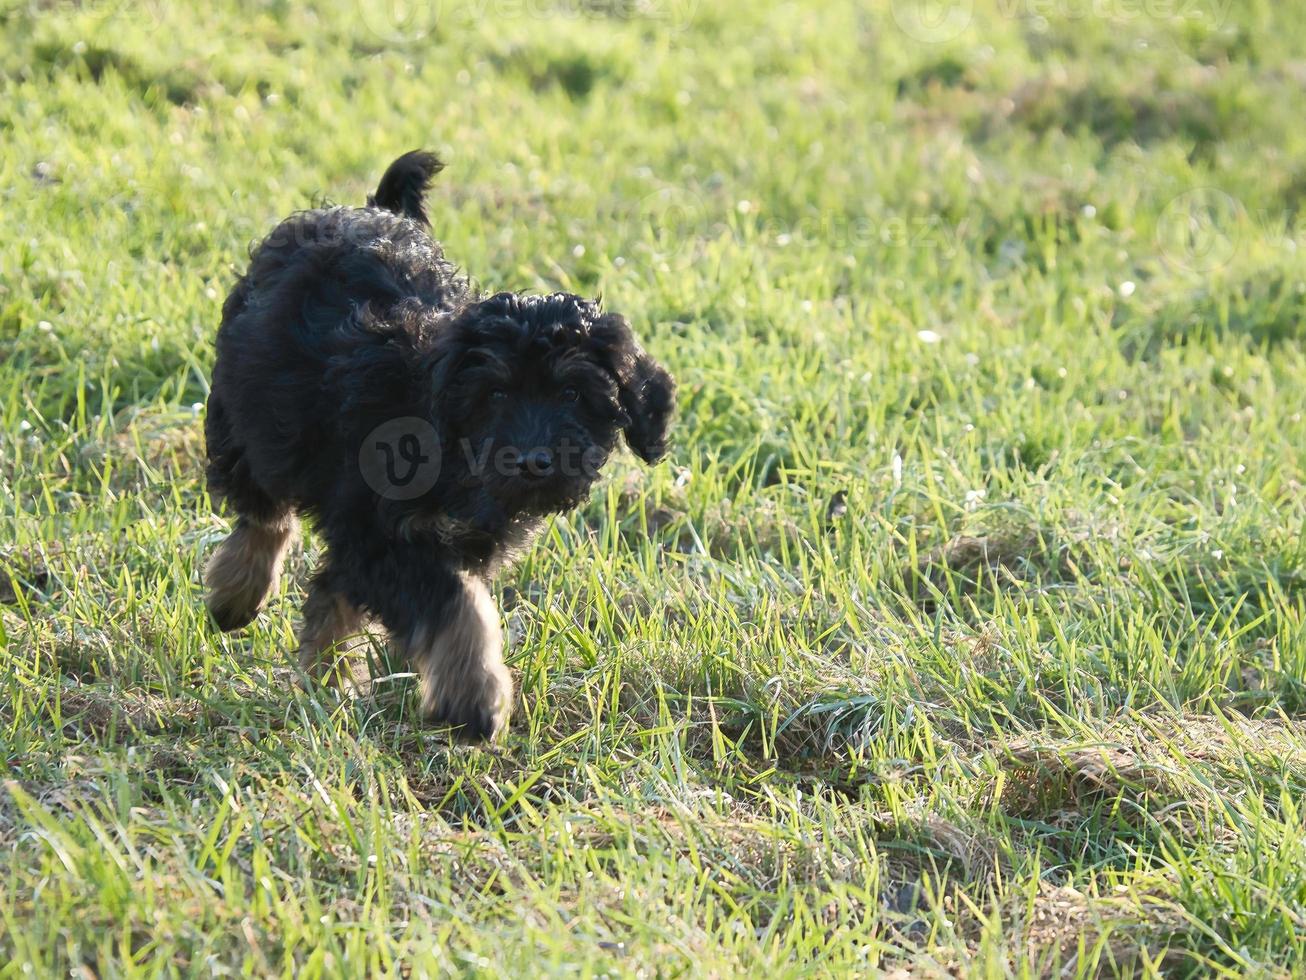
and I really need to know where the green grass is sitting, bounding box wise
[3,0,1306,974]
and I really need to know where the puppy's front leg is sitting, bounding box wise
[401,571,512,740]
[330,535,513,740]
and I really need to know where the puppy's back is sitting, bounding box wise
[209,161,472,506]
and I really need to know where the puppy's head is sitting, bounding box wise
[429,292,675,516]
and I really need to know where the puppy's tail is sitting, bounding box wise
[368,150,444,227]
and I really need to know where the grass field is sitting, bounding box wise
[3,0,1306,974]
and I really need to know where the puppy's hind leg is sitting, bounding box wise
[297,565,366,683]
[204,400,297,632]
[205,514,298,631]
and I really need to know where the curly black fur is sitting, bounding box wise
[204,151,675,740]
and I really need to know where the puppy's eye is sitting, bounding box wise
[490,389,508,402]
[561,386,579,402]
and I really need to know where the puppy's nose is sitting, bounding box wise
[519,448,554,477]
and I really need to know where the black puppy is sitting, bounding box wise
[204,151,674,739]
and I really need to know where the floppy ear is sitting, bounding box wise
[421,313,479,455]
[592,313,676,464]
[619,348,675,463]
